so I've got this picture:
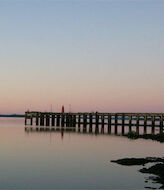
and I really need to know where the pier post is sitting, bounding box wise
[89,114,93,127]
[144,116,147,134]
[63,114,66,127]
[152,116,155,134]
[101,115,105,132]
[89,114,93,132]
[36,114,39,126]
[83,114,87,130]
[115,125,118,134]
[161,115,164,130]
[46,115,50,126]
[61,114,65,127]
[43,114,45,127]
[115,114,118,126]
[136,116,139,133]
[144,116,147,126]
[40,114,43,126]
[78,114,81,128]
[56,114,60,127]
[114,114,118,134]
[25,115,27,125]
[95,113,99,131]
[51,115,55,127]
[108,114,111,134]
[129,115,132,132]
[122,114,125,126]
[66,114,69,127]
[160,115,163,134]
[136,115,139,126]
[122,114,125,134]
[69,114,73,127]
[30,116,33,126]
[73,115,76,127]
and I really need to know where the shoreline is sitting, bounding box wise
[111,157,164,189]
[0,114,24,118]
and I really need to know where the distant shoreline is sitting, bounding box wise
[0,114,24,118]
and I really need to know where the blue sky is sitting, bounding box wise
[0,0,164,113]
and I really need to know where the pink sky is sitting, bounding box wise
[0,1,164,114]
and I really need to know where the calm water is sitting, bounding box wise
[0,118,164,190]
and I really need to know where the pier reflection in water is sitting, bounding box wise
[25,122,161,136]
[24,124,164,189]
[0,118,164,190]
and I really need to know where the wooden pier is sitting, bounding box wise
[25,111,164,134]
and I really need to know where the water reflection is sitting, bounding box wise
[25,123,161,138]
[0,118,164,190]
[24,125,164,189]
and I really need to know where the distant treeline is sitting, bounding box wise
[0,114,24,118]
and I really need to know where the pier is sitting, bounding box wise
[25,111,164,134]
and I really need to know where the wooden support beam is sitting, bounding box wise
[160,115,163,134]
[83,114,87,129]
[46,115,50,126]
[136,116,139,133]
[69,114,73,127]
[61,114,65,127]
[144,116,147,134]
[115,114,118,126]
[102,115,105,129]
[25,117,27,125]
[36,115,39,126]
[89,114,93,127]
[108,114,111,134]
[114,125,118,134]
[152,116,155,134]
[51,115,55,126]
[56,115,60,126]
[122,114,125,134]
[30,116,33,126]
[95,114,99,130]
[78,114,81,127]
[129,116,132,132]
[122,114,125,126]
[73,115,76,127]
[66,114,69,127]
[137,116,139,126]
[40,114,43,126]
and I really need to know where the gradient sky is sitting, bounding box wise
[0,0,164,114]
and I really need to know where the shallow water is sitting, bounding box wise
[0,118,163,190]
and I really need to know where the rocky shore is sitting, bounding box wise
[111,157,164,189]
[125,132,164,143]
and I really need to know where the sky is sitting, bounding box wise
[0,0,164,114]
